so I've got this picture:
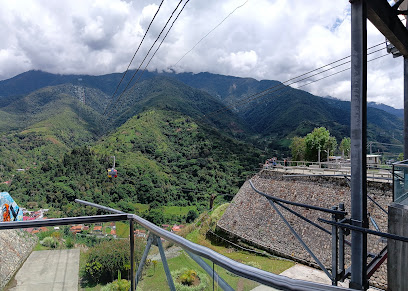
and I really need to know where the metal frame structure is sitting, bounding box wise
[351,0,408,289]
[248,179,407,289]
[0,199,352,291]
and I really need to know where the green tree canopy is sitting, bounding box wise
[290,136,306,161]
[304,127,337,162]
[339,137,351,158]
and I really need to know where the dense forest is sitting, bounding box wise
[1,110,263,219]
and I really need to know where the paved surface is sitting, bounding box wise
[8,249,80,291]
[251,264,377,290]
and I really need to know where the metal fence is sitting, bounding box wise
[0,199,351,291]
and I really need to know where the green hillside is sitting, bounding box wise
[4,109,263,218]
[0,85,107,178]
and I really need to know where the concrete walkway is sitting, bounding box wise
[9,249,80,291]
[251,264,379,290]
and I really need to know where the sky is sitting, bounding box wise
[0,0,405,108]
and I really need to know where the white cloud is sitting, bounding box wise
[0,0,405,108]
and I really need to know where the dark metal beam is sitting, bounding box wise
[404,54,408,158]
[0,214,130,230]
[366,0,408,57]
[350,0,368,289]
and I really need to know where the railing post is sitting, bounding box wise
[135,234,154,287]
[331,206,338,286]
[130,219,135,291]
[338,203,346,282]
[155,235,176,291]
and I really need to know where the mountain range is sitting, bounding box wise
[0,69,403,215]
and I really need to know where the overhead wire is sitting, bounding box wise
[295,53,389,90]
[108,0,165,106]
[200,43,389,120]
[104,0,186,116]
[172,0,249,68]
[116,0,192,99]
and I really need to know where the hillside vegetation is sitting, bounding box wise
[4,109,263,218]
[0,70,403,219]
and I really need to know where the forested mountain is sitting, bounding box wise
[0,69,403,218]
[157,71,403,151]
[6,110,262,217]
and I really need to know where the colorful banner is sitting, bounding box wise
[1,192,23,222]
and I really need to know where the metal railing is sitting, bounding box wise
[248,179,408,289]
[0,199,351,291]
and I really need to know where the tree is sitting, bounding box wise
[186,210,198,223]
[290,136,306,161]
[304,127,337,162]
[339,137,351,158]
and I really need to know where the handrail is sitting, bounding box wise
[75,199,349,291]
[0,214,130,230]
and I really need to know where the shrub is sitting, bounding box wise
[65,237,74,248]
[41,236,59,248]
[101,271,130,291]
[171,268,208,291]
[179,269,197,286]
[83,238,144,284]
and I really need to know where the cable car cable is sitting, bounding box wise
[105,0,186,117]
[200,47,388,120]
[109,0,165,104]
[107,0,191,117]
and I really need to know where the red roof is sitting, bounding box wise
[70,225,83,231]
[110,229,116,235]
[23,216,36,221]
[172,225,181,232]
[93,226,102,231]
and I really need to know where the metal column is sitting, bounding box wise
[130,219,135,291]
[350,0,368,290]
[404,50,408,158]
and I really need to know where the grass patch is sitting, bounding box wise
[132,203,150,214]
[162,205,197,216]
[33,241,51,251]
[115,221,130,238]
[137,251,260,291]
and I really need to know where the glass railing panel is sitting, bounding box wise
[393,162,408,204]
[1,219,134,291]
[212,261,266,291]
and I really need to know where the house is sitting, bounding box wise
[93,226,102,233]
[134,229,146,238]
[70,225,84,234]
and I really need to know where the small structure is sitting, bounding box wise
[93,225,102,233]
[367,154,381,165]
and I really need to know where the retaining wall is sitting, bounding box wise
[0,229,37,290]
[217,171,391,289]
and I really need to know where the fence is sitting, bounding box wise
[0,199,350,291]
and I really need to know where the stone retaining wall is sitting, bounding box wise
[217,171,391,289]
[0,229,38,290]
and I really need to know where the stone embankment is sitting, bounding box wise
[0,229,37,290]
[217,171,391,289]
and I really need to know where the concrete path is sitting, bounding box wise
[251,264,379,290]
[9,249,80,291]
